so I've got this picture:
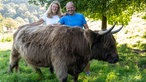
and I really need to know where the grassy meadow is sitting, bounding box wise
[0,14,146,82]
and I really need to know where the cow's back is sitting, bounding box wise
[13,25,90,68]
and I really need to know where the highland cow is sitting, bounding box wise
[8,24,123,82]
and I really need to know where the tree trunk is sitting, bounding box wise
[101,15,107,30]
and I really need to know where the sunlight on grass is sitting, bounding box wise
[0,57,4,61]
[106,72,118,82]
[134,74,142,81]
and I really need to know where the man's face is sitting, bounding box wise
[66,3,75,15]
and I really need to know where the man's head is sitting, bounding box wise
[66,1,76,15]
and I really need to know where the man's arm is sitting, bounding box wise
[81,14,89,29]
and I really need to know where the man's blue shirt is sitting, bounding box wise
[59,13,87,28]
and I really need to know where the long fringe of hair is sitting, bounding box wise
[45,1,62,18]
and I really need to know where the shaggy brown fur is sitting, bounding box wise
[8,25,120,82]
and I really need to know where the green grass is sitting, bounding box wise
[0,28,146,82]
[0,42,146,82]
[0,34,146,82]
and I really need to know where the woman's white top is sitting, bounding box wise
[41,13,60,25]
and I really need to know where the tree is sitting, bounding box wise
[0,0,2,9]
[0,14,4,32]
[28,0,146,30]
[15,17,26,26]
[2,18,19,29]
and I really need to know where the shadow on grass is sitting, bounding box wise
[0,49,11,62]
[118,43,146,54]
[142,31,146,38]
[0,49,11,55]
[117,43,146,69]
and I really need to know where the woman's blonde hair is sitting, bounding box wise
[45,1,62,18]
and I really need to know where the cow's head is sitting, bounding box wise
[84,23,123,63]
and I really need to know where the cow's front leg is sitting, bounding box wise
[73,74,79,82]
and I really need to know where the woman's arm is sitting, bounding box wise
[26,19,44,26]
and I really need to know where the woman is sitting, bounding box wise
[27,1,62,26]
[22,1,63,74]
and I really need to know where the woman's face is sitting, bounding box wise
[51,4,59,14]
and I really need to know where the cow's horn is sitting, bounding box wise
[111,25,124,34]
[98,22,116,35]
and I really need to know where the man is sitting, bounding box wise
[58,1,90,75]
[59,1,89,29]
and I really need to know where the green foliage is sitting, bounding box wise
[0,14,19,32]
[0,0,2,9]
[0,33,13,42]
[0,14,4,32]
[2,18,18,29]
[1,36,12,42]
[142,14,146,20]
[0,0,45,26]
[28,0,146,27]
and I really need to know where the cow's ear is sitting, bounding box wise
[84,29,96,46]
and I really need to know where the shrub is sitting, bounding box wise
[0,33,13,42]
[142,14,146,20]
